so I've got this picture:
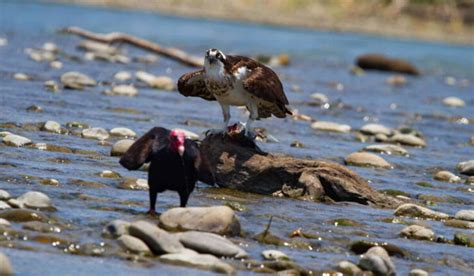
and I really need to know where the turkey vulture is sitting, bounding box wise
[119,127,214,215]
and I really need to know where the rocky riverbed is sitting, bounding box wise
[0,1,473,275]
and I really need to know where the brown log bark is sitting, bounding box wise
[200,133,401,209]
[60,26,204,67]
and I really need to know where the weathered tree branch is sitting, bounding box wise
[60,26,204,67]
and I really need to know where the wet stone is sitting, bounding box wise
[110,127,136,138]
[111,139,134,156]
[118,178,148,190]
[455,210,474,222]
[0,218,11,227]
[17,191,56,211]
[98,170,121,179]
[175,231,248,258]
[42,121,61,133]
[60,71,97,89]
[82,127,109,140]
[114,71,132,81]
[363,144,408,156]
[345,152,391,168]
[2,134,32,147]
[160,206,241,236]
[102,220,130,238]
[107,85,138,96]
[328,218,363,227]
[400,225,435,241]
[359,246,396,276]
[394,203,449,220]
[0,209,46,222]
[442,96,465,107]
[0,201,12,210]
[336,261,362,275]
[0,252,13,275]
[456,160,474,176]
[409,269,429,276]
[386,75,407,86]
[49,61,62,69]
[44,80,59,92]
[434,171,461,183]
[160,249,235,274]
[66,121,89,129]
[14,72,30,81]
[453,232,474,247]
[389,133,426,147]
[444,219,474,230]
[350,240,408,257]
[310,92,329,105]
[26,105,43,112]
[118,234,151,254]
[311,121,351,133]
[360,123,392,136]
[22,221,61,233]
[0,190,11,200]
[129,220,184,255]
[262,250,289,261]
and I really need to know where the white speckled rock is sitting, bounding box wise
[262,249,289,261]
[160,206,241,236]
[82,128,109,140]
[118,234,151,254]
[111,139,134,156]
[114,71,132,81]
[129,220,184,255]
[0,190,11,200]
[2,134,32,147]
[363,144,408,156]
[110,127,136,137]
[42,121,61,133]
[359,246,395,276]
[0,252,13,275]
[456,160,474,176]
[360,123,392,136]
[394,203,449,220]
[442,96,465,107]
[345,152,391,168]
[311,121,351,133]
[160,249,235,274]
[175,231,248,258]
[400,225,435,240]
[17,191,55,211]
[434,171,461,183]
[455,210,474,222]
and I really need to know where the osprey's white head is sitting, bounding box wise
[204,48,226,78]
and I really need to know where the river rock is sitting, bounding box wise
[175,231,247,258]
[82,127,109,140]
[110,127,136,137]
[359,246,396,276]
[336,261,362,275]
[2,134,32,147]
[118,234,151,254]
[409,269,429,276]
[50,61,62,69]
[360,124,392,136]
[44,80,59,92]
[311,121,351,133]
[356,54,419,75]
[114,71,132,81]
[118,178,148,190]
[17,191,55,211]
[386,75,407,86]
[310,92,329,105]
[129,220,184,254]
[453,232,474,247]
[0,190,11,200]
[442,97,465,107]
[0,218,10,227]
[345,152,391,168]
[109,85,138,96]
[160,206,241,236]
[0,209,46,222]
[456,160,474,176]
[135,71,175,90]
[0,252,13,275]
[111,139,134,156]
[102,220,130,238]
[14,72,30,81]
[42,121,61,133]
[363,144,408,156]
[444,219,474,230]
[262,250,289,261]
[434,171,461,183]
[400,225,434,241]
[60,71,96,89]
[22,221,60,233]
[0,201,11,210]
[160,249,234,274]
[455,210,474,222]
[78,40,119,54]
[394,203,449,220]
[389,133,426,147]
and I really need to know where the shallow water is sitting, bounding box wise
[0,1,473,275]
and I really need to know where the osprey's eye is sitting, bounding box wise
[216,53,221,59]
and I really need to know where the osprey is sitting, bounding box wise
[119,127,214,215]
[178,48,291,137]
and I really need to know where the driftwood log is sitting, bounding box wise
[61,26,203,67]
[200,134,400,209]
[356,54,420,75]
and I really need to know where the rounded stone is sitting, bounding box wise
[311,121,351,133]
[109,85,138,96]
[360,124,392,136]
[160,249,235,274]
[0,252,13,275]
[400,225,435,241]
[129,220,184,255]
[336,261,362,275]
[102,220,130,238]
[114,71,132,81]
[456,160,474,176]
[160,206,241,236]
[2,134,32,147]
[44,80,59,92]
[110,127,136,138]
[345,152,391,168]
[363,144,408,156]
[434,171,461,183]
[389,133,426,147]
[310,93,329,104]
[60,71,96,89]
[455,210,474,222]
[49,61,63,69]
[394,203,449,220]
[82,128,109,140]
[14,72,30,81]
[442,96,465,107]
[0,190,11,200]
[118,178,148,190]
[175,231,248,258]
[409,269,429,276]
[17,191,55,211]
[118,234,151,254]
[359,246,396,276]
[42,121,61,133]
[0,201,11,210]
[262,250,289,261]
[0,218,11,227]
[111,139,134,156]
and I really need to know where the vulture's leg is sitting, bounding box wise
[244,101,258,139]
[178,190,190,207]
[147,188,158,216]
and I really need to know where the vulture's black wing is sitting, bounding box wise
[119,127,170,170]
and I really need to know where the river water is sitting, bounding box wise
[0,1,473,275]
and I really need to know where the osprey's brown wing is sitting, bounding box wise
[177,70,216,101]
[119,127,170,170]
[226,55,291,118]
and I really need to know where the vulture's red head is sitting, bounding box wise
[169,130,186,156]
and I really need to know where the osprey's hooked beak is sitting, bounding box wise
[207,56,217,64]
